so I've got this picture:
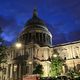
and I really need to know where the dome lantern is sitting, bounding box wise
[32,8,38,18]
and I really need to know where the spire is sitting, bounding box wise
[33,8,38,17]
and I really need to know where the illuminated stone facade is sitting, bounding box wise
[2,44,53,80]
[0,9,80,80]
[54,41,80,72]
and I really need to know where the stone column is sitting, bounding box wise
[10,64,13,79]
[18,64,21,80]
[29,64,32,74]
[50,37,52,45]
[12,64,14,80]
[9,64,14,80]
[6,65,8,80]
[13,64,18,80]
[8,64,11,80]
[17,64,19,80]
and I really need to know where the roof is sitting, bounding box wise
[25,9,46,26]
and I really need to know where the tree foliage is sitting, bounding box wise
[67,69,80,79]
[50,50,64,77]
[33,63,43,76]
[0,27,3,43]
[0,27,6,63]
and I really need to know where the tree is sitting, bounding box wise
[67,69,80,79]
[50,50,64,77]
[33,63,43,76]
[0,27,3,44]
[0,27,6,63]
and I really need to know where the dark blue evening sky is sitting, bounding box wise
[0,0,80,45]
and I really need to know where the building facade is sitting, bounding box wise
[0,9,80,80]
[54,41,80,72]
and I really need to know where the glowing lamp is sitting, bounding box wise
[28,61,32,64]
[53,54,57,58]
[15,42,22,48]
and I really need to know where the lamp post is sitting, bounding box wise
[28,60,33,74]
[15,42,30,80]
[15,42,22,80]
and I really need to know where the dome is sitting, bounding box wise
[19,9,52,47]
[26,9,45,26]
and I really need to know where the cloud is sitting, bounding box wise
[0,16,19,28]
[0,16,22,42]
[0,0,80,45]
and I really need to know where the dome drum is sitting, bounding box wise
[21,27,52,38]
[19,31,52,47]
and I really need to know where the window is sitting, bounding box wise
[76,56,78,58]
[29,33,31,42]
[36,33,39,42]
[25,34,28,43]
[43,33,45,42]
[64,57,66,60]
[40,33,42,42]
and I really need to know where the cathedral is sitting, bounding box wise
[0,9,80,80]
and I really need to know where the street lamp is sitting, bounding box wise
[14,42,22,80]
[28,61,32,65]
[53,54,58,58]
[14,64,17,71]
[15,42,22,49]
